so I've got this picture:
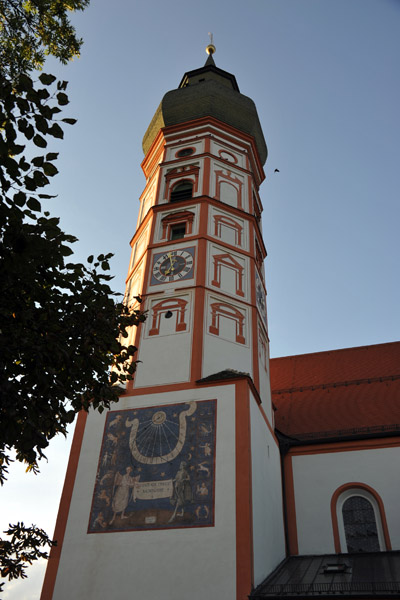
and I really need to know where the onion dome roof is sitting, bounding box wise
[142,54,267,165]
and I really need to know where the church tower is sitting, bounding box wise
[41,46,286,600]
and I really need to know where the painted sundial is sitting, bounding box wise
[88,399,216,532]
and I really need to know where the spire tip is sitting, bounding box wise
[206,32,216,56]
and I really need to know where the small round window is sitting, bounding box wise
[177,148,194,157]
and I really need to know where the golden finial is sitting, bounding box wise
[206,32,216,55]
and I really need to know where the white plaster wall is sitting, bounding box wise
[250,393,285,586]
[164,140,204,162]
[292,447,400,554]
[158,160,203,203]
[208,206,248,251]
[202,292,252,379]
[137,177,158,227]
[52,386,237,600]
[210,139,246,169]
[129,223,150,273]
[207,242,249,302]
[257,325,273,424]
[154,204,199,243]
[209,160,248,212]
[134,292,193,387]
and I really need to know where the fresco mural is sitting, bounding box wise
[88,399,216,532]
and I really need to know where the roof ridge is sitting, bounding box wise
[270,340,400,361]
[273,373,400,395]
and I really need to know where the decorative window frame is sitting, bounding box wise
[165,165,200,200]
[330,483,391,553]
[209,301,246,344]
[258,327,269,372]
[255,239,264,272]
[215,169,243,209]
[175,146,196,159]
[211,253,244,297]
[149,298,188,336]
[213,214,243,247]
[161,210,195,240]
[218,149,238,164]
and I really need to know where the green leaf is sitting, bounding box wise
[46,152,59,161]
[25,124,35,140]
[37,88,50,100]
[87,255,94,264]
[39,73,57,86]
[32,156,45,167]
[35,116,49,135]
[33,134,47,148]
[16,97,29,113]
[56,92,69,106]
[27,197,42,212]
[61,245,73,256]
[24,176,37,191]
[19,158,30,171]
[33,170,49,186]
[13,192,26,207]
[12,144,25,155]
[43,163,58,176]
[61,118,77,125]
[18,74,33,91]
[48,124,63,139]
[101,262,110,271]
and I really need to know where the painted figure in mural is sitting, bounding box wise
[169,461,193,523]
[92,512,108,529]
[109,466,140,525]
[197,462,211,477]
[97,489,110,506]
[196,482,208,496]
[199,442,212,456]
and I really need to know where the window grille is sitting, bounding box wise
[342,496,380,553]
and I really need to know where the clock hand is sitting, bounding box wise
[168,252,178,268]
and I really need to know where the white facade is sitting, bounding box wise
[291,445,400,555]
[51,386,239,600]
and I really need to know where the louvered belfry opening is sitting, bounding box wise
[170,180,193,203]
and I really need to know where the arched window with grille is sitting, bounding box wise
[331,483,392,554]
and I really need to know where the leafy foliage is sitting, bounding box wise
[0,3,147,590]
[0,522,56,592]
[0,0,89,81]
[0,66,146,485]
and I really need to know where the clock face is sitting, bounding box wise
[151,247,195,284]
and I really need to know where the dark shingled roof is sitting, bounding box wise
[197,369,250,383]
[142,56,267,164]
[270,342,400,442]
[251,552,400,598]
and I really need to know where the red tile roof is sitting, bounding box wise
[270,342,400,440]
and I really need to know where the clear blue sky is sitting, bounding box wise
[2,1,400,598]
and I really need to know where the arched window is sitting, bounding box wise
[342,496,380,553]
[331,483,391,554]
[170,180,193,203]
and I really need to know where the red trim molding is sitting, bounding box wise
[41,410,88,600]
[235,379,253,599]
